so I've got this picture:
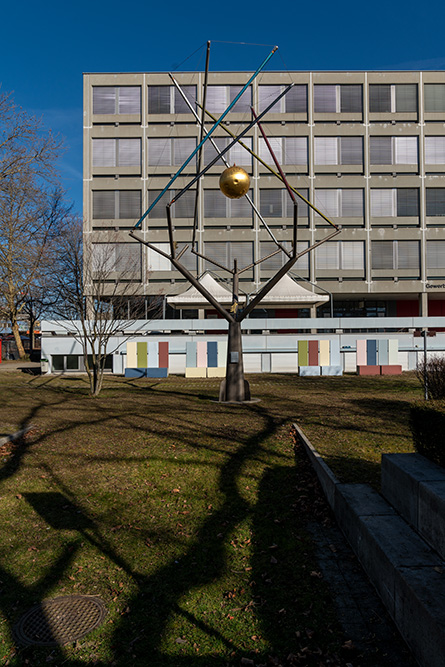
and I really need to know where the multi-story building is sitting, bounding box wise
[83,70,445,319]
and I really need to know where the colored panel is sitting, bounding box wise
[367,340,377,366]
[185,367,206,378]
[388,339,398,364]
[299,366,321,376]
[330,340,341,366]
[298,340,309,367]
[126,342,137,368]
[197,341,207,368]
[308,340,319,366]
[207,367,226,377]
[357,365,380,376]
[186,342,197,368]
[319,340,330,366]
[146,367,168,378]
[125,368,146,379]
[380,365,402,375]
[137,342,147,368]
[217,341,227,368]
[147,341,158,368]
[207,342,218,368]
[321,366,343,376]
[356,340,367,366]
[158,342,169,368]
[378,339,389,366]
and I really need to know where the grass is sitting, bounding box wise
[0,370,422,666]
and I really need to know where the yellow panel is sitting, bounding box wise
[207,367,226,377]
[319,340,330,366]
[185,367,207,378]
[126,342,138,368]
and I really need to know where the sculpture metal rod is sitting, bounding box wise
[193,40,211,246]
[170,83,294,204]
[198,104,339,230]
[130,231,235,324]
[134,45,278,229]
[170,74,287,252]
[239,227,341,320]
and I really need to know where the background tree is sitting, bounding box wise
[51,218,160,396]
[0,92,66,357]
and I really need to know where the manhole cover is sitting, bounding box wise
[14,595,107,646]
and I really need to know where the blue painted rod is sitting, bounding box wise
[134,45,278,229]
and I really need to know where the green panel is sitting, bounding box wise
[298,340,308,367]
[137,342,148,368]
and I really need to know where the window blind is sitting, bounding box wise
[286,189,309,217]
[148,86,171,114]
[206,86,227,114]
[395,85,417,113]
[260,241,292,270]
[370,137,392,164]
[173,189,196,218]
[341,189,364,217]
[316,242,339,269]
[230,191,252,218]
[147,190,171,218]
[174,85,196,113]
[258,85,281,113]
[340,137,363,165]
[259,137,283,164]
[116,244,141,274]
[340,85,362,112]
[398,241,419,269]
[230,137,252,166]
[425,84,445,112]
[118,139,140,167]
[260,189,283,217]
[204,242,229,269]
[314,190,339,217]
[92,139,116,167]
[173,138,196,165]
[93,87,116,114]
[372,241,394,269]
[148,138,171,166]
[204,190,227,218]
[93,191,116,219]
[314,137,337,165]
[394,137,417,165]
[397,189,419,217]
[284,85,307,113]
[147,243,171,271]
[369,85,391,112]
[204,137,227,166]
[371,190,395,217]
[118,87,140,114]
[284,137,307,165]
[342,242,364,270]
[229,242,253,267]
[425,136,445,164]
[229,85,252,112]
[426,189,445,216]
[314,85,337,112]
[427,241,445,269]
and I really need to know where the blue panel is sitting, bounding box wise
[330,340,341,366]
[378,339,389,366]
[125,368,147,378]
[147,341,158,368]
[186,342,197,368]
[367,340,377,366]
[207,341,218,367]
[146,367,168,378]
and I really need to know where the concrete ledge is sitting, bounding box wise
[0,426,32,447]
[298,366,321,376]
[296,424,445,667]
[207,367,226,378]
[380,364,402,375]
[357,365,380,375]
[321,365,343,376]
[185,367,207,378]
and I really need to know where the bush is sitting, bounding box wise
[410,401,445,467]
[416,355,445,399]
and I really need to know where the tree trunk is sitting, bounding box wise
[11,318,26,359]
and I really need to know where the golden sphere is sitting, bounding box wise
[219,165,250,199]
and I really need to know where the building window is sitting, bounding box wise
[204,242,253,270]
[259,137,308,166]
[93,87,141,114]
[427,241,445,269]
[316,241,364,270]
[146,243,197,272]
[147,85,196,114]
[203,137,252,167]
[147,189,196,219]
[369,136,418,165]
[147,138,197,166]
[314,85,362,112]
[93,191,141,219]
[259,189,309,218]
[260,241,309,270]
[371,241,419,270]
[314,189,363,218]
[426,189,445,216]
[370,189,419,217]
[424,84,445,112]
[425,137,445,164]
[204,189,253,219]
[92,243,142,278]
[258,85,307,113]
[369,84,417,112]
[92,139,141,167]
[205,85,252,113]
[314,137,363,165]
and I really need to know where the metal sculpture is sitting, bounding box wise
[131,41,340,402]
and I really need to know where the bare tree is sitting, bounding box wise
[51,218,160,396]
[0,92,65,357]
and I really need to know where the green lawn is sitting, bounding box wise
[0,371,421,666]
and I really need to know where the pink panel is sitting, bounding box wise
[356,340,367,366]
[196,341,207,368]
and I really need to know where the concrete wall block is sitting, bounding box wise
[418,480,445,560]
[298,366,321,376]
[395,566,445,667]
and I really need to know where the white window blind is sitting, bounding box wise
[341,190,364,217]
[118,139,141,167]
[284,85,307,113]
[425,85,445,112]
[204,242,228,269]
[427,241,445,269]
[229,85,252,112]
[260,241,293,270]
[148,138,171,166]
[316,242,340,269]
[395,137,418,164]
[314,137,338,165]
[230,192,252,218]
[92,139,115,167]
[206,86,227,113]
[371,190,395,217]
[173,190,196,219]
[204,190,227,218]
[372,242,394,269]
[93,87,116,114]
[174,86,196,113]
[147,244,171,271]
[342,242,364,270]
[258,85,282,113]
[260,190,283,217]
[370,137,418,165]
[118,87,140,114]
[314,85,337,112]
[398,241,419,269]
[425,137,445,164]
[230,137,252,166]
[259,137,283,164]
[372,241,419,269]
[204,137,227,166]
[285,189,309,218]
[284,137,307,165]
[314,190,339,217]
[93,191,141,219]
[173,138,196,165]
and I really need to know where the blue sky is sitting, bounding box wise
[1,0,444,214]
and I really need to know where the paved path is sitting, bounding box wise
[0,360,41,372]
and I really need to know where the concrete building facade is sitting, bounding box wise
[83,69,445,319]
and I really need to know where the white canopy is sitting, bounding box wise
[167,272,328,309]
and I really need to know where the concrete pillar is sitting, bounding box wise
[420,293,428,317]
